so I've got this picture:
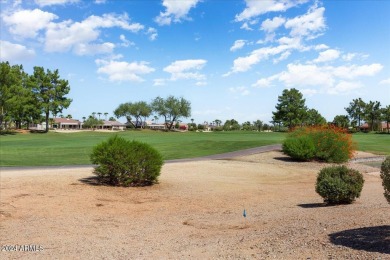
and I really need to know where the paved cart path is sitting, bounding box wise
[0,144,282,171]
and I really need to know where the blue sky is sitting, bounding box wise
[1,0,389,124]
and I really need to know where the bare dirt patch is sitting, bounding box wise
[0,151,388,259]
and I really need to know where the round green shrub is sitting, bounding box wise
[282,126,354,163]
[90,135,163,186]
[282,135,316,161]
[380,156,390,204]
[316,165,364,204]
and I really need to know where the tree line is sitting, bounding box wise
[271,88,390,132]
[0,62,71,132]
[114,96,191,131]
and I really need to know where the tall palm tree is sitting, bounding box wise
[82,117,86,122]
[97,112,102,120]
[92,112,96,118]
[104,112,108,120]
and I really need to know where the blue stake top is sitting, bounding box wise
[243,209,247,218]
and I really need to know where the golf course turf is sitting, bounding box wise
[0,130,388,166]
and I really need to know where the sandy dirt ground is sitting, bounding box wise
[0,151,389,259]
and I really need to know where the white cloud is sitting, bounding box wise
[230,40,246,52]
[224,36,302,75]
[163,59,207,81]
[94,0,106,4]
[45,13,143,55]
[240,22,253,31]
[300,88,318,96]
[119,34,135,47]
[96,59,155,82]
[379,78,390,85]
[0,40,35,62]
[74,42,115,56]
[326,81,363,95]
[229,86,250,96]
[261,16,286,32]
[153,78,166,86]
[35,0,79,6]
[252,77,275,88]
[278,63,334,87]
[195,81,207,86]
[155,0,201,26]
[147,27,158,41]
[284,5,326,39]
[235,0,309,22]
[253,62,383,95]
[331,63,383,79]
[314,44,329,50]
[313,49,340,63]
[273,50,291,63]
[2,8,58,38]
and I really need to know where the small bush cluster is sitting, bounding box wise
[90,135,163,187]
[283,126,355,163]
[316,165,364,204]
[380,156,390,204]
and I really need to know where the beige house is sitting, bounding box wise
[53,118,81,129]
[100,120,126,130]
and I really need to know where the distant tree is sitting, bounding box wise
[215,119,222,127]
[104,112,108,120]
[114,103,135,127]
[109,116,116,121]
[92,112,96,119]
[83,117,103,130]
[263,123,270,131]
[82,116,86,122]
[306,109,326,126]
[363,101,381,131]
[345,98,366,129]
[242,121,252,131]
[333,115,350,129]
[223,119,240,131]
[114,101,151,128]
[31,67,71,132]
[272,88,307,129]
[151,96,191,131]
[253,120,263,131]
[381,105,390,133]
[66,114,72,119]
[97,112,102,120]
[0,62,40,129]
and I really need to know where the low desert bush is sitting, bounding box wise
[90,135,163,186]
[282,135,315,161]
[283,126,355,163]
[380,156,390,204]
[316,165,364,204]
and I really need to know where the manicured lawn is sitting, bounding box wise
[352,132,390,155]
[1,130,388,167]
[0,131,285,166]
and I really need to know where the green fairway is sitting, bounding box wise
[352,132,390,155]
[1,131,389,167]
[0,131,285,166]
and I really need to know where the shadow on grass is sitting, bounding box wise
[0,130,17,135]
[329,225,390,254]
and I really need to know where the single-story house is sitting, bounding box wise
[359,122,390,132]
[100,120,126,130]
[53,118,81,129]
[149,123,167,130]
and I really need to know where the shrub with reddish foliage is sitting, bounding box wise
[283,125,355,163]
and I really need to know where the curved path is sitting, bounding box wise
[0,144,282,171]
[166,144,282,163]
